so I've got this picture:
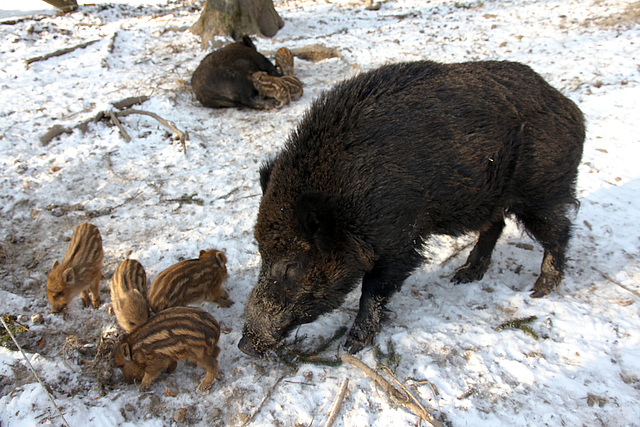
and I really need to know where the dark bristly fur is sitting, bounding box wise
[110,259,150,333]
[191,36,281,109]
[239,60,585,357]
[114,306,221,392]
[47,223,104,313]
[147,249,231,314]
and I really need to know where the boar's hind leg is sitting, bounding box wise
[345,260,419,354]
[518,207,572,298]
[452,219,505,284]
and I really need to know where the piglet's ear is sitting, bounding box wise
[62,268,75,286]
[122,343,132,361]
[294,193,341,254]
[215,252,227,268]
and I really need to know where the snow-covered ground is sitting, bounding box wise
[1,0,639,425]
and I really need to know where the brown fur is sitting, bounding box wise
[250,72,303,108]
[191,36,281,110]
[110,259,150,333]
[250,71,291,108]
[114,306,221,392]
[147,249,231,313]
[281,75,303,101]
[275,47,295,77]
[47,223,103,313]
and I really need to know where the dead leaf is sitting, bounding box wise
[173,408,187,422]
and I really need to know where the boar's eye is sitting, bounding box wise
[272,260,303,282]
[53,292,64,300]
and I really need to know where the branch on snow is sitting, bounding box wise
[40,96,187,154]
[25,38,101,68]
[341,354,445,427]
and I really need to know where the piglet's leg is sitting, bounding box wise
[196,349,220,393]
[166,361,178,373]
[139,361,170,391]
[89,274,101,309]
[214,290,234,308]
[80,290,92,307]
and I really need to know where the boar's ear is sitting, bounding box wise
[62,268,75,285]
[294,193,341,254]
[51,260,60,270]
[259,158,276,194]
[241,35,256,50]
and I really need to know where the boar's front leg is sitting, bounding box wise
[345,261,415,354]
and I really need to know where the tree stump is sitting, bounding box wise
[41,0,78,12]
[190,0,284,49]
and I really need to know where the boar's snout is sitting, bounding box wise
[238,336,264,358]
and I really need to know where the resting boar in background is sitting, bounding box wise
[191,35,281,109]
[239,60,585,356]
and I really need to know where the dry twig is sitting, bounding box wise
[40,99,187,150]
[106,31,118,54]
[324,378,349,427]
[592,267,640,298]
[105,152,135,181]
[382,366,431,420]
[241,369,291,426]
[25,39,101,68]
[109,109,131,142]
[111,96,150,110]
[341,354,444,427]
[114,108,188,153]
[440,240,474,267]
[1,317,70,427]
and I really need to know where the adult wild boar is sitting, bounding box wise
[239,60,585,356]
[191,35,281,109]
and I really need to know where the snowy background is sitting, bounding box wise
[1,0,639,425]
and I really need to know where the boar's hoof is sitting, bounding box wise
[451,262,489,284]
[344,327,375,354]
[238,336,264,358]
[530,256,563,298]
[530,290,548,298]
[530,277,555,298]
